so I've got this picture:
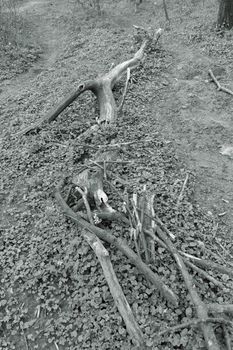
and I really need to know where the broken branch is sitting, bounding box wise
[17,80,97,135]
[55,186,178,306]
[180,252,233,278]
[118,67,130,115]
[81,228,145,346]
[18,28,162,135]
[155,227,221,350]
[209,69,233,96]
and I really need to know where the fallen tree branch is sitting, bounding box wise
[83,229,145,346]
[18,29,162,135]
[209,69,233,97]
[60,182,145,346]
[55,185,178,306]
[158,317,233,337]
[208,303,233,315]
[16,80,97,135]
[155,228,221,349]
[180,252,233,278]
[144,228,226,290]
[183,259,226,290]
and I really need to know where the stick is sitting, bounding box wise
[81,227,145,346]
[132,194,149,263]
[176,173,189,208]
[118,67,131,115]
[209,69,233,96]
[208,303,233,315]
[55,186,178,306]
[75,186,94,225]
[61,188,144,345]
[155,227,221,349]
[18,28,162,135]
[158,317,233,337]
[17,80,97,135]
[144,228,226,290]
[180,252,233,278]
[223,325,231,350]
[162,0,170,22]
[21,328,30,350]
[183,259,226,290]
[137,207,176,241]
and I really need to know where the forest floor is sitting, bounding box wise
[0,0,233,349]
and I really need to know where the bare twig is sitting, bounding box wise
[209,69,233,96]
[208,303,233,315]
[118,67,131,115]
[132,192,149,263]
[176,173,189,208]
[158,317,233,337]
[75,186,94,225]
[21,328,30,350]
[144,228,226,289]
[65,184,74,204]
[223,325,232,350]
[184,259,226,290]
[162,0,170,22]
[54,342,60,350]
[155,227,221,349]
[180,252,233,278]
[137,207,176,241]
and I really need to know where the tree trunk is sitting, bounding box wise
[217,0,233,29]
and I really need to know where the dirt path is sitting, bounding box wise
[0,0,69,107]
[155,36,233,231]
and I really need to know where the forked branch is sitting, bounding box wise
[18,28,162,135]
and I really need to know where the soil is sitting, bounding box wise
[0,0,233,349]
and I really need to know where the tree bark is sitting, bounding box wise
[217,0,233,29]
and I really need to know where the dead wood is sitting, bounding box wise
[208,303,233,315]
[162,0,170,22]
[155,227,221,350]
[16,80,97,135]
[74,186,144,346]
[137,206,176,241]
[55,185,178,306]
[209,69,233,96]
[144,228,226,290]
[182,259,226,290]
[223,325,231,350]
[118,67,130,115]
[18,29,162,135]
[132,193,150,263]
[72,150,120,213]
[158,317,233,337]
[63,184,144,345]
[180,252,233,278]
